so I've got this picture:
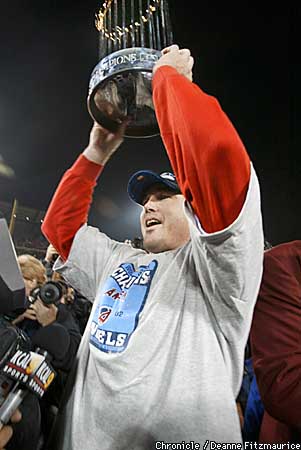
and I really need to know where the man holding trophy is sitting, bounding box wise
[40,2,264,448]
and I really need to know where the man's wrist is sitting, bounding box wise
[83,145,109,165]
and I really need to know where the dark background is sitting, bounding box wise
[0,1,298,246]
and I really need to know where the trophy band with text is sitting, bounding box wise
[87,0,173,138]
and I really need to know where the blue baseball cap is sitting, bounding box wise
[127,170,180,205]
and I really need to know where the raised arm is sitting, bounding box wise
[41,122,126,260]
[152,45,250,233]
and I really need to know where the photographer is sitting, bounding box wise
[13,255,81,358]
[12,255,53,333]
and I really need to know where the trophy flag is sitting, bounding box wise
[87,0,173,138]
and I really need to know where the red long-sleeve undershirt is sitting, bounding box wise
[42,66,250,261]
[152,66,250,232]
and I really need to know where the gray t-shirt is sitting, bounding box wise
[52,165,263,450]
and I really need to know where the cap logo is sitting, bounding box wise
[160,172,176,182]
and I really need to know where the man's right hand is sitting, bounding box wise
[83,121,127,166]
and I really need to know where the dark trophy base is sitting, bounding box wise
[87,47,161,138]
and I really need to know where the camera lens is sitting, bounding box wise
[39,282,62,305]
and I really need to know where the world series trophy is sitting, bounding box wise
[87,0,173,138]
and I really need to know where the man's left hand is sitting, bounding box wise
[153,44,194,81]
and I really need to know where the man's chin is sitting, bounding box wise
[143,238,166,254]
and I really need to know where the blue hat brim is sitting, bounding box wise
[127,170,180,205]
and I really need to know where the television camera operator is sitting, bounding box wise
[1,254,81,449]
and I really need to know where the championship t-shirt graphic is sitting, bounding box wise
[90,260,157,353]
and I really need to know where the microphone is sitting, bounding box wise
[0,323,70,430]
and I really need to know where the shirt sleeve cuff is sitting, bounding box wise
[153,66,181,87]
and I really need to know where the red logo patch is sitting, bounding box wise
[98,306,112,324]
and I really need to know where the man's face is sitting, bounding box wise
[140,184,190,253]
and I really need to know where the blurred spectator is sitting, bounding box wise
[124,237,144,250]
[236,239,273,441]
[51,271,91,336]
[251,240,301,442]
[237,340,264,442]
